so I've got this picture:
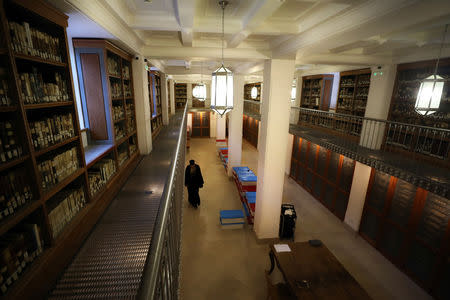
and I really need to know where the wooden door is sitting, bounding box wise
[190,112,210,137]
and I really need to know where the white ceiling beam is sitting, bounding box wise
[329,40,380,54]
[174,0,195,46]
[232,62,264,75]
[142,46,271,61]
[362,40,415,55]
[273,0,450,58]
[227,0,284,48]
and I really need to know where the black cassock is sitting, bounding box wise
[184,163,204,207]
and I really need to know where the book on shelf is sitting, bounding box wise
[122,64,130,79]
[48,186,86,239]
[112,105,124,121]
[114,124,125,140]
[123,81,132,97]
[0,121,23,163]
[106,56,120,77]
[0,223,43,295]
[129,143,137,155]
[0,168,33,221]
[19,68,69,104]
[88,158,116,196]
[0,68,12,107]
[37,147,78,190]
[118,150,128,167]
[29,113,74,150]
[109,80,122,98]
[8,21,62,62]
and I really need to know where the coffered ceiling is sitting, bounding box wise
[48,0,450,77]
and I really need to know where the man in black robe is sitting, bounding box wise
[185,159,204,208]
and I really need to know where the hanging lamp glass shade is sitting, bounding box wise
[415,75,444,115]
[250,86,258,99]
[193,84,206,101]
[211,64,233,116]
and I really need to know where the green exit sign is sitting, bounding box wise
[373,71,383,76]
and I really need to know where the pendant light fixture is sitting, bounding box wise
[211,0,233,116]
[193,61,206,101]
[250,86,258,99]
[415,24,448,115]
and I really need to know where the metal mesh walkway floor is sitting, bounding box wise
[49,112,184,299]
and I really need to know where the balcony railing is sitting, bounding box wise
[292,107,450,163]
[138,105,187,300]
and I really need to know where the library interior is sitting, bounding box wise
[0,0,449,299]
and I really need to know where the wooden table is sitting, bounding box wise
[268,242,371,300]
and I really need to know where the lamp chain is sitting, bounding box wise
[433,23,448,77]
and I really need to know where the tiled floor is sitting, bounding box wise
[180,138,432,300]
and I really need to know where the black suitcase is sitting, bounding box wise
[279,204,297,239]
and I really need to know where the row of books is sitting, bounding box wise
[0,223,43,295]
[0,169,33,221]
[122,65,130,79]
[0,69,12,106]
[29,113,74,150]
[107,56,120,77]
[151,116,163,131]
[0,121,23,164]
[118,149,128,167]
[124,82,132,97]
[112,105,124,121]
[126,103,134,115]
[110,80,122,98]
[129,143,137,155]
[37,147,78,190]
[127,118,136,133]
[9,21,62,62]
[48,186,86,239]
[88,158,116,196]
[114,124,125,140]
[19,69,69,104]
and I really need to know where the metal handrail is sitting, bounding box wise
[291,106,450,133]
[138,104,188,300]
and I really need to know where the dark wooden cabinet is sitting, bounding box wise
[300,75,334,111]
[360,168,449,299]
[243,115,259,148]
[190,111,209,137]
[336,68,371,116]
[289,136,355,220]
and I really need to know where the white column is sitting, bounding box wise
[210,111,217,138]
[187,83,193,108]
[289,74,302,124]
[160,72,169,125]
[254,59,295,239]
[132,57,152,154]
[344,162,372,231]
[359,65,397,150]
[216,114,226,140]
[169,79,175,115]
[227,75,244,176]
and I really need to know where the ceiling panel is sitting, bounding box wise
[270,0,315,20]
[200,0,257,18]
[129,0,174,12]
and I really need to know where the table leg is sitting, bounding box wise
[268,250,275,274]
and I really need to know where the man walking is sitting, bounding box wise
[185,159,204,208]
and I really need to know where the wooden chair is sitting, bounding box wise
[265,270,296,300]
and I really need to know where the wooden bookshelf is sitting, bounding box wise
[0,4,140,299]
[149,71,163,140]
[300,74,334,111]
[389,58,450,128]
[175,82,187,110]
[244,82,261,101]
[336,68,371,116]
[242,114,259,148]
